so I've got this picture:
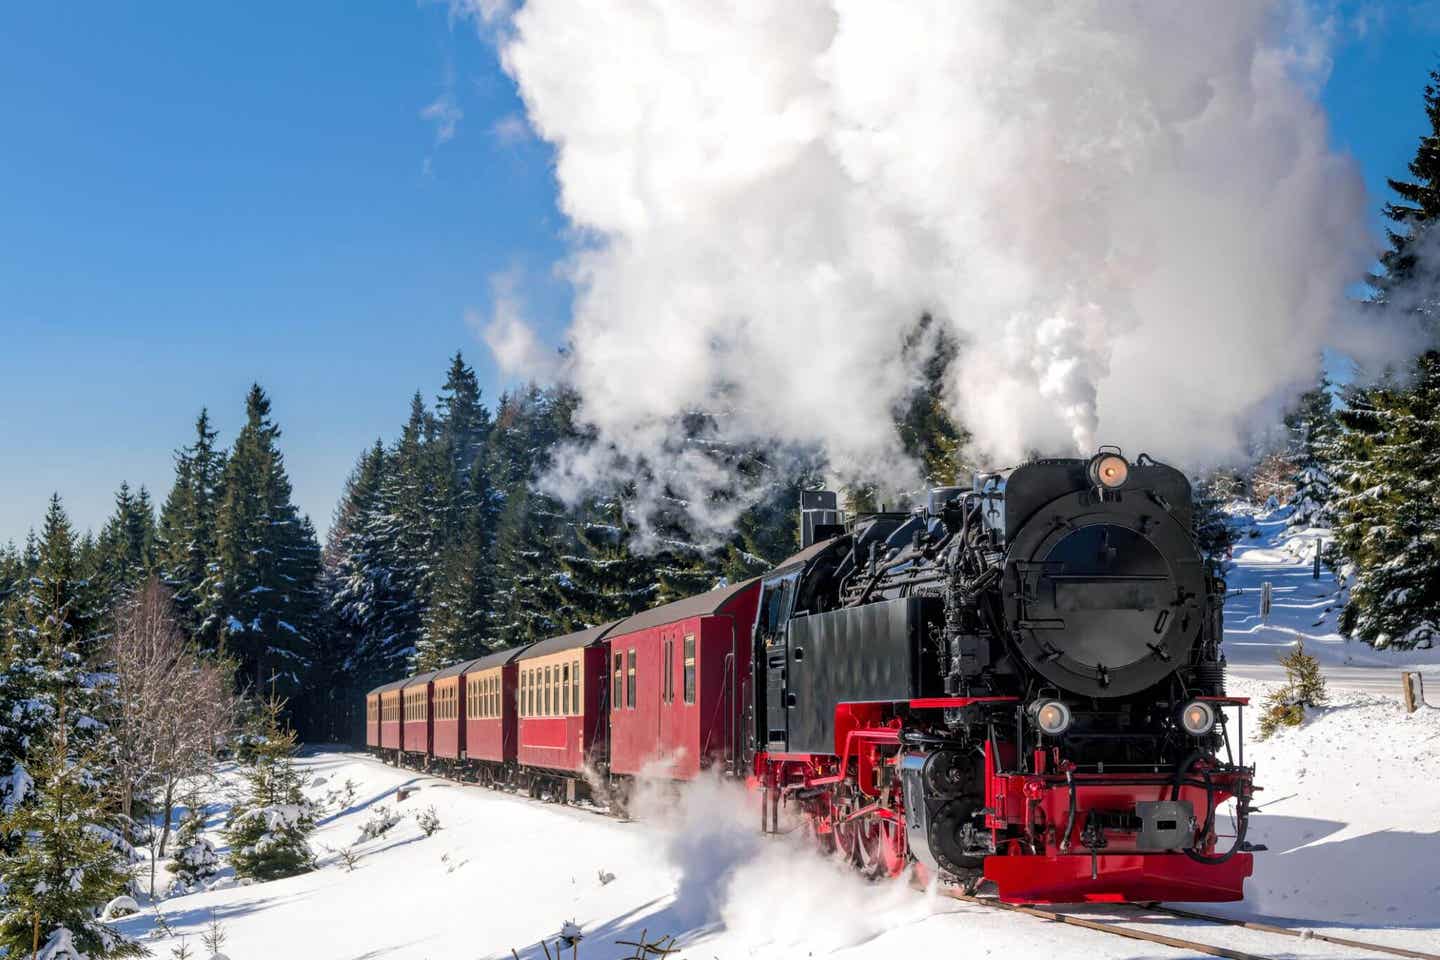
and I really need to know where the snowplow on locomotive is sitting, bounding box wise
[365,449,1256,904]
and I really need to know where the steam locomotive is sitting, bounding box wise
[367,448,1257,904]
[752,448,1256,901]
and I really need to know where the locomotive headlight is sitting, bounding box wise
[1180,700,1217,736]
[1088,452,1129,489]
[1030,698,1073,736]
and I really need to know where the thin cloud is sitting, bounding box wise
[491,112,530,145]
[421,93,463,145]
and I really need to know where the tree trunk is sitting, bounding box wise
[159,777,177,856]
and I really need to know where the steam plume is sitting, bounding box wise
[484,1,1415,528]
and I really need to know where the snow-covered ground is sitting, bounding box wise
[1221,507,1440,696]
[116,506,1440,959]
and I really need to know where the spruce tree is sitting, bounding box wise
[488,386,577,647]
[327,442,408,681]
[224,697,316,882]
[0,497,111,815]
[165,804,218,892]
[1284,373,1338,527]
[1331,355,1440,648]
[95,482,157,604]
[203,386,321,697]
[897,314,971,489]
[368,394,453,665]
[1191,474,1238,563]
[156,410,226,644]
[555,497,659,628]
[0,707,140,959]
[1374,63,1440,336]
[435,352,491,516]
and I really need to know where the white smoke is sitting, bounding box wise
[481,1,1418,527]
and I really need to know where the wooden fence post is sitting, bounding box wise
[1402,672,1423,713]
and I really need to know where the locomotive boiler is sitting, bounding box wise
[748,449,1257,903]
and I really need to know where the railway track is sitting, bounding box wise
[935,885,1440,960]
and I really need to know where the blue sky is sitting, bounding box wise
[1,3,1439,544]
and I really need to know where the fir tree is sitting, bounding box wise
[555,497,659,628]
[94,482,157,605]
[896,314,971,489]
[224,697,317,882]
[327,442,407,682]
[1258,643,1329,738]
[203,386,321,697]
[165,804,218,892]
[1330,354,1440,649]
[487,386,578,647]
[435,352,492,516]
[1284,373,1338,527]
[1191,474,1238,564]
[1374,63,1440,336]
[0,497,110,815]
[0,704,140,959]
[156,410,227,643]
[368,394,452,665]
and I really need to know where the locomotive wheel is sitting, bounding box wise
[929,798,986,878]
[857,816,907,879]
[832,816,860,865]
[802,815,837,856]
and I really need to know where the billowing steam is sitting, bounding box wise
[482,1,1417,529]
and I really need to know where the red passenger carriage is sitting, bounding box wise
[430,661,471,763]
[461,645,529,774]
[375,680,405,753]
[401,670,438,757]
[605,581,761,781]
[514,623,616,799]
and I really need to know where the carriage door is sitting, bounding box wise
[757,573,799,754]
[656,628,673,759]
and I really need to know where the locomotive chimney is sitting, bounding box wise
[799,490,841,547]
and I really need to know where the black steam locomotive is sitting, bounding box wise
[751,449,1256,902]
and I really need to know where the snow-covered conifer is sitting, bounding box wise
[224,697,317,882]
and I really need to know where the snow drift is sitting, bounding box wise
[475,0,1420,533]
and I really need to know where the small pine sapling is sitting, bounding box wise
[338,845,362,871]
[223,696,318,882]
[358,804,401,842]
[167,803,220,892]
[201,912,227,957]
[416,805,441,837]
[1259,643,1329,738]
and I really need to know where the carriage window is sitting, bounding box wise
[521,672,529,718]
[542,666,550,716]
[627,649,637,708]
[613,653,623,710]
[572,659,580,716]
[562,663,570,715]
[684,634,696,704]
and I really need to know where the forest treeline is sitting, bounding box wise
[0,327,966,742]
